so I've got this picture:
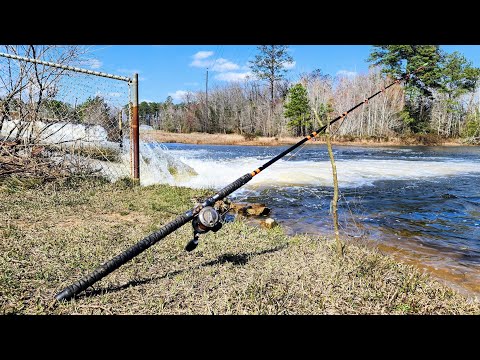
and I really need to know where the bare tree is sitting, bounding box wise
[138,66,477,141]
[0,45,131,181]
[0,45,84,145]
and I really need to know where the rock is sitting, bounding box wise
[230,202,271,216]
[230,203,249,214]
[246,204,271,216]
[261,218,278,229]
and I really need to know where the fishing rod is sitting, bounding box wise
[54,65,426,301]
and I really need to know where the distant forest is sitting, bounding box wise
[2,45,479,145]
[137,45,480,143]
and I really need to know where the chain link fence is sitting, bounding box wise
[0,47,137,183]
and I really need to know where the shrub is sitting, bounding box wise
[243,133,257,141]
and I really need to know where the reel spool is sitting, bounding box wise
[185,206,223,252]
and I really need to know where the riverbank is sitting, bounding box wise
[142,130,466,147]
[1,178,478,314]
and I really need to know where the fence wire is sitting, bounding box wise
[0,49,132,183]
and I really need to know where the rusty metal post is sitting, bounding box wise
[131,73,140,183]
[118,109,123,149]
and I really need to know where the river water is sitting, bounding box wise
[151,143,480,297]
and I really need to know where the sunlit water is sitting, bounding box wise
[153,143,480,298]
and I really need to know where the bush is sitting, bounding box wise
[463,118,480,138]
[243,133,258,141]
[366,135,390,143]
[412,133,443,146]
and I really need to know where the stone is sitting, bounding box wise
[230,203,271,216]
[230,203,250,214]
[246,204,271,216]
[261,218,278,229]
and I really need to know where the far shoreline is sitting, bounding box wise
[141,130,471,147]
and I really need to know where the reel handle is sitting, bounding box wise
[185,237,199,252]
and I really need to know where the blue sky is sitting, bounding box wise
[82,45,480,103]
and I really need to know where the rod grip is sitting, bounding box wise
[54,212,193,301]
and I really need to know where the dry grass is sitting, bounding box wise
[141,130,465,147]
[142,131,300,146]
[1,179,478,314]
[0,142,118,186]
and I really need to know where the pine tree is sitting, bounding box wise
[438,51,480,99]
[284,83,310,136]
[369,45,443,132]
[369,46,480,134]
[250,45,294,107]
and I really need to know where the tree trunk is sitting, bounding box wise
[325,119,343,257]
[270,78,274,109]
[313,109,343,257]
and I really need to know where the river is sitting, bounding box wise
[150,143,480,297]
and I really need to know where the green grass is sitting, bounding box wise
[0,179,478,314]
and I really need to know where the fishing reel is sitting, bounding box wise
[184,205,225,252]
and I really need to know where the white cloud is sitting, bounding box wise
[190,51,215,68]
[193,51,214,60]
[81,58,102,69]
[211,58,239,72]
[94,91,126,100]
[215,71,253,82]
[190,58,211,68]
[190,51,239,72]
[336,69,357,77]
[283,61,296,70]
[168,90,190,102]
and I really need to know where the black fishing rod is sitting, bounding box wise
[54,65,426,301]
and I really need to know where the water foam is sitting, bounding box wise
[1,120,112,146]
[87,140,198,185]
[171,154,480,190]
[1,120,197,185]
[3,122,478,189]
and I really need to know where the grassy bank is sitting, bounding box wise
[142,130,466,147]
[1,179,478,314]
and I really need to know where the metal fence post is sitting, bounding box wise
[131,73,140,183]
[118,109,123,149]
